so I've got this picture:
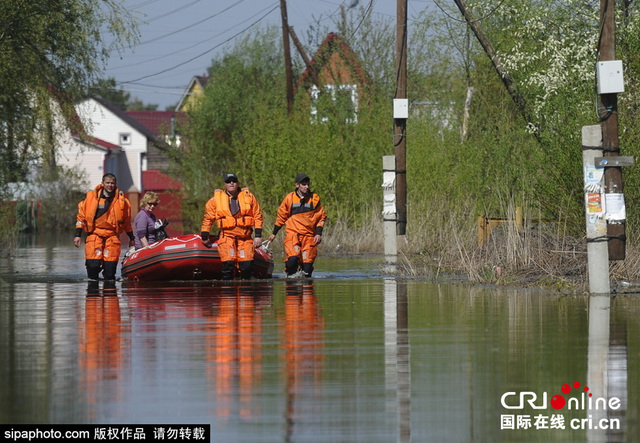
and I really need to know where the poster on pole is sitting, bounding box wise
[605,193,626,221]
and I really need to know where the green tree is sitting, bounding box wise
[0,0,139,184]
[0,0,138,245]
[88,77,131,110]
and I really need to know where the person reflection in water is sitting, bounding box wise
[86,280,118,297]
[283,280,324,414]
[78,295,124,419]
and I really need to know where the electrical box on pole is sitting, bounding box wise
[596,60,624,94]
[393,99,409,119]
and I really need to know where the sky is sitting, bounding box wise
[103,0,435,110]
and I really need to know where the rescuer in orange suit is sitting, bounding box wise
[267,173,327,278]
[73,173,135,280]
[201,173,264,280]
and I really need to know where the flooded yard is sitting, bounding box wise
[0,235,638,442]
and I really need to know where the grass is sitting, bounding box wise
[313,199,605,293]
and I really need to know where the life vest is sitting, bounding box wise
[275,191,327,236]
[76,184,131,235]
[290,192,322,216]
[213,187,258,229]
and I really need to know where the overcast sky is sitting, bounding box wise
[104,0,435,110]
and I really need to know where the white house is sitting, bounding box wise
[56,130,122,189]
[73,97,157,193]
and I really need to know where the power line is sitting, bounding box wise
[349,0,375,39]
[147,0,201,23]
[109,3,279,71]
[137,0,247,46]
[119,4,279,84]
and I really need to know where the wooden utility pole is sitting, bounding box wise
[599,0,625,260]
[280,0,294,113]
[394,0,408,236]
[288,26,322,90]
[453,0,530,128]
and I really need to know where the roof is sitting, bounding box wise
[125,111,185,137]
[72,134,122,152]
[142,170,183,191]
[175,75,210,112]
[90,96,159,142]
[295,33,369,93]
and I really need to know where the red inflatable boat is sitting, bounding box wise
[121,234,274,281]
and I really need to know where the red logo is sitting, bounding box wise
[550,381,591,410]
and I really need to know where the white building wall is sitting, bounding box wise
[75,99,146,193]
[56,131,107,190]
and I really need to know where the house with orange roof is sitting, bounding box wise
[295,33,369,124]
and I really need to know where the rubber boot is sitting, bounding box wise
[86,259,101,280]
[102,261,118,280]
[86,280,100,297]
[285,256,300,276]
[302,262,314,278]
[239,260,253,279]
[221,261,236,280]
[103,280,117,296]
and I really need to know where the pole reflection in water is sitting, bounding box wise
[384,278,410,443]
[587,294,610,443]
[587,294,628,443]
[609,296,628,443]
[283,280,325,442]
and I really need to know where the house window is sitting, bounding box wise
[119,133,131,145]
[310,84,358,124]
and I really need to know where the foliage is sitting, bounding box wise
[0,0,138,185]
[35,166,88,230]
[127,98,159,111]
[169,28,287,232]
[173,23,395,232]
[88,77,131,110]
[171,0,640,269]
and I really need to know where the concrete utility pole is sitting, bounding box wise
[280,0,294,114]
[582,125,610,294]
[599,0,625,260]
[394,0,408,236]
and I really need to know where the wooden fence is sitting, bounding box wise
[477,207,523,247]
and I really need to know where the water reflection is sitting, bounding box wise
[78,294,128,420]
[86,280,118,297]
[384,279,410,443]
[2,239,640,441]
[283,280,324,441]
[204,282,272,421]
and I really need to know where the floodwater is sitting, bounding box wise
[1,235,639,442]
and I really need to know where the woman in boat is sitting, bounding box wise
[134,192,162,249]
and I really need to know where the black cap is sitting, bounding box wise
[224,173,238,183]
[295,173,310,183]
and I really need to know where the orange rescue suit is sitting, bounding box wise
[76,184,133,262]
[274,191,327,263]
[201,187,263,262]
